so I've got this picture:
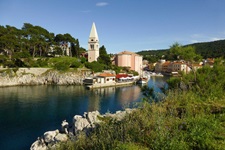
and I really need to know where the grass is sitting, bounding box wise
[56,90,225,150]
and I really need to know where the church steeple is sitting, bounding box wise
[89,22,98,41]
[88,22,99,62]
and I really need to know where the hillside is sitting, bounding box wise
[137,39,225,60]
[189,39,225,58]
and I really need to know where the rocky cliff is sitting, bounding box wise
[0,68,86,86]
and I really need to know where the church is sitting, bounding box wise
[87,23,142,75]
[88,22,99,62]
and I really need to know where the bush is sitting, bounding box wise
[35,58,48,67]
[53,62,70,71]
[3,60,16,67]
[49,57,82,71]
[13,51,31,59]
[85,61,105,72]
[80,57,86,64]
[0,55,7,64]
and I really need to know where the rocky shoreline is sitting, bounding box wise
[0,68,86,86]
[30,108,134,150]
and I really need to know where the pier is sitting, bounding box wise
[86,81,134,89]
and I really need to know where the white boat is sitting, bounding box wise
[150,72,164,77]
[137,77,148,84]
[155,73,164,77]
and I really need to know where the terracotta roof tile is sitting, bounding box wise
[98,73,115,77]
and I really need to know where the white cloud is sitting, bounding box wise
[96,2,109,7]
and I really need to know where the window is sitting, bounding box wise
[90,44,94,50]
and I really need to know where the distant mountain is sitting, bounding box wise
[137,39,225,59]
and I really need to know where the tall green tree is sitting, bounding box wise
[22,23,54,57]
[54,33,76,56]
[71,39,80,57]
[168,43,201,62]
[98,45,111,67]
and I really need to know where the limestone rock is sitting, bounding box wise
[30,138,47,150]
[43,130,59,143]
[73,115,90,132]
[86,110,101,125]
[61,120,69,134]
[54,133,68,142]
[30,109,136,149]
[0,68,85,86]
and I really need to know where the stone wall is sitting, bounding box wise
[16,68,50,76]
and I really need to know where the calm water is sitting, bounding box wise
[0,77,167,150]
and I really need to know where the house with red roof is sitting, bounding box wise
[96,73,116,84]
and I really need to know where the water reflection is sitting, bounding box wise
[86,86,142,112]
[116,86,141,105]
[0,77,168,150]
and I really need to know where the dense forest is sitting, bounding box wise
[138,39,225,62]
[190,40,225,58]
[0,23,83,59]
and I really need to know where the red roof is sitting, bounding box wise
[98,73,115,77]
[116,74,128,79]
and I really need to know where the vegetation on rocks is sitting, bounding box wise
[57,59,225,150]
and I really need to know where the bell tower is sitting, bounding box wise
[88,22,99,62]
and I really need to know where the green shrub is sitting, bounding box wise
[53,62,70,71]
[85,61,105,72]
[35,58,48,67]
[49,57,81,71]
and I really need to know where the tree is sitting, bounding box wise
[71,39,80,57]
[98,45,111,67]
[168,42,182,60]
[168,43,201,62]
[21,23,54,57]
[54,33,76,57]
[99,45,107,56]
[85,61,105,72]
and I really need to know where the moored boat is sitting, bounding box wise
[137,77,148,84]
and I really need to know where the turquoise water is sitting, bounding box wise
[0,76,167,150]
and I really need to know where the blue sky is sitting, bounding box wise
[1,0,225,54]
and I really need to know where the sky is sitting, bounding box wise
[1,0,225,54]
